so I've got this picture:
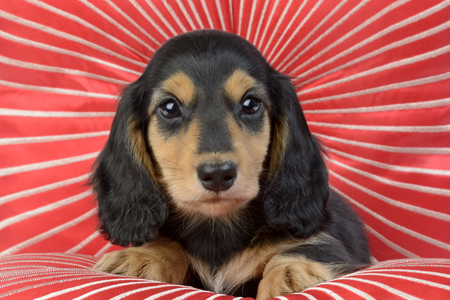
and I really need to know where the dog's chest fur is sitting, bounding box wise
[160,203,265,294]
[161,205,301,295]
[186,235,304,295]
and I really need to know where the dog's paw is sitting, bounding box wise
[93,240,189,284]
[256,257,332,300]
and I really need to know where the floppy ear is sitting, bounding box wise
[264,72,331,238]
[90,82,168,247]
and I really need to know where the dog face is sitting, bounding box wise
[92,30,330,247]
[148,68,271,217]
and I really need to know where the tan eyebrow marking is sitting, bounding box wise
[223,69,259,104]
[161,71,197,105]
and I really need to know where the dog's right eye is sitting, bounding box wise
[159,100,181,119]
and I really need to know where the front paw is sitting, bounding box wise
[256,257,332,300]
[94,242,189,284]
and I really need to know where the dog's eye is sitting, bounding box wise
[241,97,261,115]
[159,100,181,118]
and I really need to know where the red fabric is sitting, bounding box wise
[1,254,450,299]
[1,0,450,299]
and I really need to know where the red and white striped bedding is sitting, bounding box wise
[1,254,450,299]
[1,0,449,299]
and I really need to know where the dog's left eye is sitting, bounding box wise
[241,97,261,115]
[159,100,181,119]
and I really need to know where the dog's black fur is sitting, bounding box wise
[91,30,370,298]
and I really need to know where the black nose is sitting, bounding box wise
[197,161,237,192]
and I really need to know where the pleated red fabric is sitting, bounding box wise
[1,0,449,299]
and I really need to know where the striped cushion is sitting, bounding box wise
[1,254,450,299]
[1,0,450,299]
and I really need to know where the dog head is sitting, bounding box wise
[91,30,330,247]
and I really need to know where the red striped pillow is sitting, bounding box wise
[1,254,450,299]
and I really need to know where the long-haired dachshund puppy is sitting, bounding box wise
[91,30,371,300]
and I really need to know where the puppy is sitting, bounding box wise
[91,30,371,300]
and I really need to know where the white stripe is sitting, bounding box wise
[277,0,349,71]
[365,225,420,258]
[271,0,325,64]
[144,287,197,300]
[0,259,92,269]
[172,290,205,300]
[0,79,117,99]
[35,278,150,300]
[0,108,115,118]
[72,281,153,300]
[245,0,257,40]
[296,0,450,78]
[6,253,99,264]
[300,18,450,87]
[66,231,100,254]
[205,294,226,300]
[0,8,146,67]
[309,121,450,133]
[109,285,185,300]
[357,272,450,290]
[292,293,317,300]
[0,174,89,205]
[0,131,110,145]
[319,283,376,300]
[228,0,234,32]
[0,55,130,85]
[324,146,450,176]
[26,0,151,60]
[256,0,280,51]
[214,0,227,31]
[290,0,411,75]
[341,277,421,300]
[94,243,113,258]
[331,186,450,252]
[0,30,141,76]
[0,190,92,231]
[176,0,197,30]
[300,71,450,104]
[104,0,161,46]
[266,0,311,61]
[0,253,93,263]
[261,0,294,56]
[162,0,188,33]
[187,0,205,28]
[303,287,344,300]
[370,258,450,269]
[0,152,99,177]
[300,44,450,94]
[200,0,214,28]
[330,169,450,221]
[79,0,156,52]
[303,98,450,114]
[0,208,97,257]
[145,0,177,36]
[252,0,270,46]
[280,0,371,72]
[329,158,450,197]
[314,132,450,155]
[360,268,450,278]
[238,0,244,36]
[129,0,169,39]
